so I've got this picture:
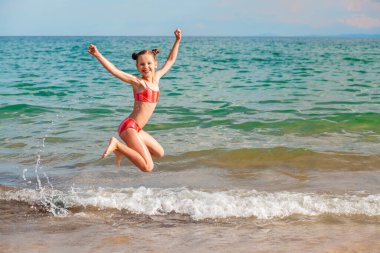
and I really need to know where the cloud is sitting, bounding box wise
[345,0,367,11]
[344,0,380,12]
[341,0,380,29]
[215,0,338,28]
[341,14,380,29]
[214,0,380,32]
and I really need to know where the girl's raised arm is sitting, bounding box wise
[88,44,139,86]
[156,28,182,79]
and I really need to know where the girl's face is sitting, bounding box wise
[136,54,157,78]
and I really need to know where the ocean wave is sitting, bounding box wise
[163,147,380,171]
[1,186,379,220]
[148,110,380,136]
[230,112,380,135]
[0,103,52,113]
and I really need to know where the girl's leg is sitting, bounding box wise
[122,129,155,171]
[102,129,154,172]
[138,130,164,159]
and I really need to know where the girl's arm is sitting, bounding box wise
[88,44,139,86]
[156,28,181,79]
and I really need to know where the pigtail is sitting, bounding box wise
[132,52,138,60]
[151,48,160,56]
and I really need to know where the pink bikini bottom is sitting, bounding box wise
[118,117,141,135]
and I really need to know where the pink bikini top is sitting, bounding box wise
[134,81,160,103]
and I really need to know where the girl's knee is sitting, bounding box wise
[137,159,154,172]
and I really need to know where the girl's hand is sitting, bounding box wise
[174,28,181,41]
[88,44,99,56]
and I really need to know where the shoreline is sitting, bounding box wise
[1,199,379,253]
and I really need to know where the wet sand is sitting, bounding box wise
[1,200,379,253]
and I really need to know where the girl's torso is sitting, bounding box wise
[129,78,160,128]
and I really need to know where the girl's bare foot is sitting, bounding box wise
[101,137,119,159]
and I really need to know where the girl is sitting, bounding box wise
[88,28,181,172]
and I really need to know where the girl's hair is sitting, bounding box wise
[132,49,160,61]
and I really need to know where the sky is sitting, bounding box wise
[1,0,380,36]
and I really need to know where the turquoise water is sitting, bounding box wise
[1,36,380,252]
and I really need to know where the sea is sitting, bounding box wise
[0,36,379,253]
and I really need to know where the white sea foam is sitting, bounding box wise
[1,187,379,220]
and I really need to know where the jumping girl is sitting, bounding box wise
[88,28,181,172]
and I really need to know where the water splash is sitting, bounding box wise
[21,114,68,216]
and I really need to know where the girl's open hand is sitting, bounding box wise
[174,28,181,41]
[88,44,99,56]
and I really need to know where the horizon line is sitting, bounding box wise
[1,34,380,38]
